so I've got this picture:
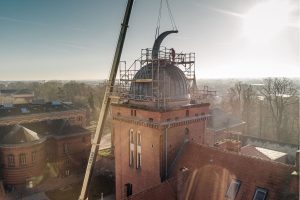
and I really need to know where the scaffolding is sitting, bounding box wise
[116,47,195,101]
[191,85,217,101]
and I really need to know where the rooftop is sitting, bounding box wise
[171,143,298,200]
[241,145,287,161]
[0,120,89,145]
[132,142,298,200]
[0,125,40,144]
[112,101,210,112]
[0,101,82,119]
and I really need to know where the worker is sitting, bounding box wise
[170,48,175,62]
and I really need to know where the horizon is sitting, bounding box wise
[1,76,300,82]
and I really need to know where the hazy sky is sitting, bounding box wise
[0,0,299,80]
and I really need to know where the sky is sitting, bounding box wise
[0,0,299,80]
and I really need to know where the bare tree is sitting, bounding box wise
[227,82,243,116]
[260,78,297,140]
[227,82,256,119]
[241,84,256,134]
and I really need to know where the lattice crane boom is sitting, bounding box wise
[78,1,134,199]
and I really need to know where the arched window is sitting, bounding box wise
[130,129,134,143]
[32,151,37,163]
[19,153,27,166]
[7,154,15,167]
[186,110,189,117]
[129,129,134,167]
[136,131,142,169]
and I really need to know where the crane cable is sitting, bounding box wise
[155,0,163,39]
[155,0,178,39]
[166,0,178,31]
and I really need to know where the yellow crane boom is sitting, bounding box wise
[79,1,135,199]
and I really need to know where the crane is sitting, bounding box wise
[78,1,135,199]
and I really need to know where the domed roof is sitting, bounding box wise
[130,62,189,100]
[0,125,40,144]
[128,30,190,106]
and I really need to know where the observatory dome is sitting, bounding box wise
[130,62,189,100]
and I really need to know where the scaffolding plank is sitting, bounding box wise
[176,61,194,64]
[134,79,153,83]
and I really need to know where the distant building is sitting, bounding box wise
[0,89,34,105]
[206,108,245,146]
[0,101,91,190]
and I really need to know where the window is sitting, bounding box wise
[129,129,134,167]
[129,151,134,167]
[7,154,15,167]
[131,109,137,116]
[186,110,189,117]
[225,180,241,200]
[253,188,268,200]
[19,153,27,166]
[136,132,142,169]
[137,152,141,169]
[65,159,70,165]
[137,132,141,146]
[125,183,133,197]
[64,143,69,154]
[130,129,134,143]
[32,151,37,163]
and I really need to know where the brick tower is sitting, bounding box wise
[112,31,210,199]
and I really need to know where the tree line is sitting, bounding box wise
[219,78,299,144]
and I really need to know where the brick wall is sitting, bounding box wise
[54,133,91,175]
[113,118,162,200]
[112,103,209,199]
[0,142,46,185]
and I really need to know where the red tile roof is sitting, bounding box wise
[128,142,298,200]
[172,143,298,200]
[240,145,271,160]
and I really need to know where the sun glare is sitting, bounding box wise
[242,0,292,43]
